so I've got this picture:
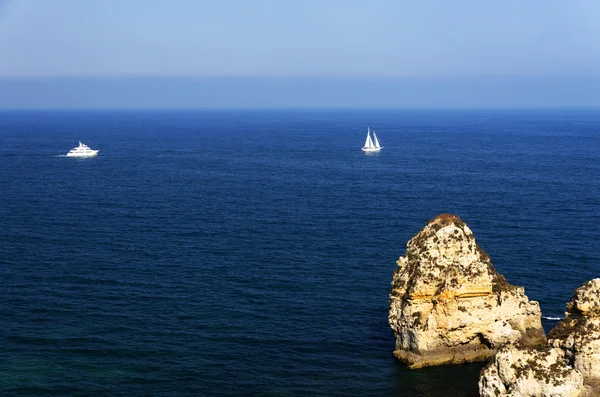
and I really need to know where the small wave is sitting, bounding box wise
[543,316,562,321]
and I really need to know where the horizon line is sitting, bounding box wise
[1,73,600,81]
[1,106,599,112]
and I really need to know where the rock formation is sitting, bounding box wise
[479,344,585,397]
[388,214,546,369]
[549,279,600,385]
[479,279,600,397]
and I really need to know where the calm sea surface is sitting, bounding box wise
[1,109,599,396]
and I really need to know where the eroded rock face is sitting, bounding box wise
[479,279,600,397]
[388,214,546,369]
[479,344,584,397]
[549,279,600,386]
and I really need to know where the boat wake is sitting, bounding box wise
[542,316,562,321]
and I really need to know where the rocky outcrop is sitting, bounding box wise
[388,214,546,369]
[479,344,585,397]
[479,279,600,397]
[549,279,600,385]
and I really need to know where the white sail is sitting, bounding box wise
[363,128,374,148]
[372,131,381,148]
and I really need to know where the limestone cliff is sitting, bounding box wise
[388,214,546,369]
[479,344,584,397]
[549,278,600,386]
[479,279,600,397]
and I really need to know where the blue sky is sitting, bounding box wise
[1,0,599,108]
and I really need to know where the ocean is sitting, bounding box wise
[1,109,598,396]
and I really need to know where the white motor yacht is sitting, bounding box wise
[66,141,99,157]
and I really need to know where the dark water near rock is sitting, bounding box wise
[1,109,599,396]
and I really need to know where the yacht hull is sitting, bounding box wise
[66,151,99,157]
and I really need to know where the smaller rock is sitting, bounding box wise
[549,278,600,386]
[479,279,600,396]
[479,344,585,397]
[564,278,600,316]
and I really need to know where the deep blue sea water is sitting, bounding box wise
[1,109,599,396]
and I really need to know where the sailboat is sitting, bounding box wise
[361,127,382,152]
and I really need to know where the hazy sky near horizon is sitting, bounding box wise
[1,0,600,107]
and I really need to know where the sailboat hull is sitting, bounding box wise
[361,147,381,152]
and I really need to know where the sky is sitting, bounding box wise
[0,0,600,108]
